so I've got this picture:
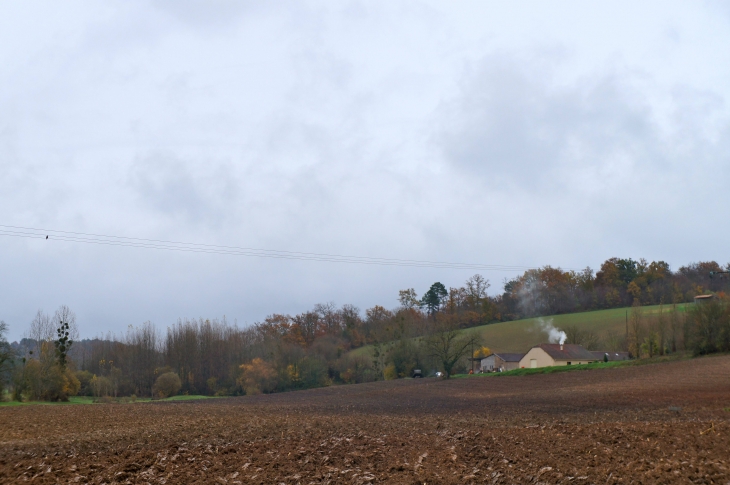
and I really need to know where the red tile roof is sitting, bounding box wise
[537,343,596,361]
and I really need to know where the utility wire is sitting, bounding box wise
[0,224,539,271]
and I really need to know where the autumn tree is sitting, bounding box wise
[14,306,81,402]
[472,346,491,358]
[363,305,395,343]
[398,288,420,309]
[239,358,277,394]
[464,274,491,322]
[19,342,80,401]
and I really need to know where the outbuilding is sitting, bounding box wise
[480,352,525,372]
[694,294,716,305]
[519,343,596,369]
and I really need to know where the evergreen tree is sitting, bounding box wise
[420,282,448,316]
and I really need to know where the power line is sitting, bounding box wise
[0,224,540,271]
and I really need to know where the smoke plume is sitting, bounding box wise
[536,317,567,345]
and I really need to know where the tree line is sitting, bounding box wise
[1,257,729,401]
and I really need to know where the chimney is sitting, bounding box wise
[560,343,563,351]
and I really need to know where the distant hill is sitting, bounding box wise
[350,304,689,357]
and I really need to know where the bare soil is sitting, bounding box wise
[1,355,729,484]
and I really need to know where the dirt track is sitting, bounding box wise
[1,355,729,484]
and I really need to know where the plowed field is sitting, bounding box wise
[2,355,729,484]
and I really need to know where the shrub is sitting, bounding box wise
[686,299,730,355]
[335,355,376,384]
[153,372,182,398]
[206,377,217,395]
[297,357,328,388]
[383,364,397,380]
[90,375,113,398]
[75,370,94,396]
[18,357,80,402]
[238,358,276,395]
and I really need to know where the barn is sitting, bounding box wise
[480,352,525,372]
[518,343,597,369]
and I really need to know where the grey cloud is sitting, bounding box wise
[129,152,239,227]
[151,0,268,30]
[431,50,730,273]
[437,56,659,192]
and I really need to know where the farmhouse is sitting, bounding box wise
[519,343,597,369]
[480,353,524,372]
[590,351,629,362]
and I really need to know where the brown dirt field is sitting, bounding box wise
[1,355,729,484]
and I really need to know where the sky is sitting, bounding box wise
[1,1,729,341]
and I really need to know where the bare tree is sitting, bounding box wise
[668,303,684,352]
[28,310,53,355]
[0,321,14,395]
[628,300,644,358]
[465,274,490,306]
[656,304,667,355]
[314,302,342,335]
[52,305,79,342]
[424,319,480,378]
[603,329,626,352]
[125,322,160,396]
[563,325,600,350]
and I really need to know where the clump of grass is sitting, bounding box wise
[163,394,217,401]
[492,361,630,377]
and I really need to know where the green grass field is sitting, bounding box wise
[452,350,694,378]
[349,304,689,358]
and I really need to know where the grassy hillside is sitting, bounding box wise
[350,304,689,358]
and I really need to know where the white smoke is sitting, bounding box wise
[536,317,567,344]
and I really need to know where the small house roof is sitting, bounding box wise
[492,352,525,362]
[694,294,715,300]
[536,343,596,361]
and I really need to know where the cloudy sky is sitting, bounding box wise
[1,1,729,340]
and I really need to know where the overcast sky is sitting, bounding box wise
[1,1,729,341]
